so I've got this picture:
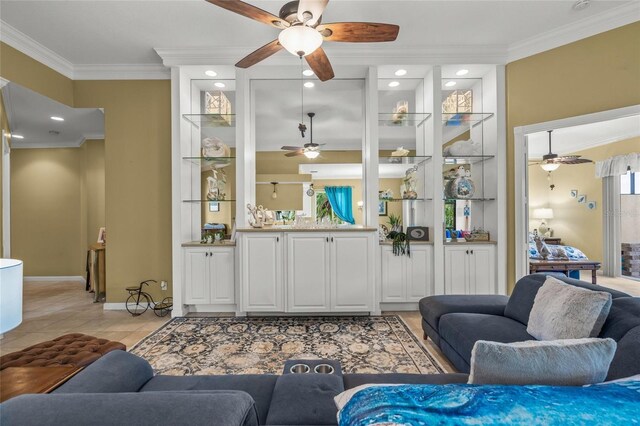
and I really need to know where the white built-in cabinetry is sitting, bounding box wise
[444,244,496,294]
[381,244,433,303]
[239,231,375,314]
[183,246,235,305]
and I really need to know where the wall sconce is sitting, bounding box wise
[271,182,278,200]
[357,201,364,210]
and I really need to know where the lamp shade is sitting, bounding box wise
[278,25,323,57]
[0,259,23,334]
[540,161,560,172]
[533,208,554,220]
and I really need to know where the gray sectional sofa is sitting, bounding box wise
[420,273,640,379]
[0,352,467,426]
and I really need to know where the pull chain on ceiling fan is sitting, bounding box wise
[205,0,399,81]
[281,112,324,158]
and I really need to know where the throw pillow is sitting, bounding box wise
[468,338,617,386]
[527,276,612,340]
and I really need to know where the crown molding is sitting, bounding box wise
[155,45,508,67]
[1,21,75,79]
[507,2,640,62]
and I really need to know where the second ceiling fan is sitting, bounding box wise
[205,0,400,81]
[282,112,324,158]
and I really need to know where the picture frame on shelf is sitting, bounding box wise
[209,202,220,212]
[378,200,388,216]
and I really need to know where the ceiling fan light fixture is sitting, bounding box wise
[278,25,323,57]
[304,149,320,159]
[540,162,560,172]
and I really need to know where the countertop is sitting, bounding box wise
[182,241,236,247]
[379,241,434,245]
[443,240,497,245]
[236,226,377,233]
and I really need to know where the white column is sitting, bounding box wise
[602,176,621,277]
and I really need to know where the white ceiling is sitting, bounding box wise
[527,114,640,159]
[0,0,637,79]
[2,82,104,148]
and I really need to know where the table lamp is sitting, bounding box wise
[0,259,23,336]
[533,208,554,236]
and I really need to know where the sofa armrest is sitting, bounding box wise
[419,295,510,332]
[0,391,259,426]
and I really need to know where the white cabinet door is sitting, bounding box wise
[469,245,495,294]
[210,248,235,304]
[184,248,210,304]
[381,245,405,302]
[287,234,330,312]
[406,245,432,301]
[241,233,283,312]
[444,246,469,294]
[330,234,373,311]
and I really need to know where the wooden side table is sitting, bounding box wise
[0,366,83,403]
[529,260,601,284]
[544,237,562,245]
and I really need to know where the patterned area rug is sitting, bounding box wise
[130,316,444,375]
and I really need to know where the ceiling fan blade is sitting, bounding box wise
[305,48,334,81]
[236,39,283,68]
[285,151,304,157]
[297,0,329,27]
[557,156,593,165]
[281,146,304,151]
[205,0,289,29]
[317,22,399,42]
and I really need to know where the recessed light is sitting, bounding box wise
[214,82,225,88]
[50,116,64,121]
[304,82,315,88]
[302,69,314,76]
[388,81,400,87]
[205,70,217,77]
[455,69,469,76]
[11,134,24,139]
[445,81,456,87]
[394,69,407,76]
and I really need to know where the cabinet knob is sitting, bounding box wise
[466,250,469,254]
[276,237,279,242]
[205,252,209,257]
[209,252,213,256]
[471,250,474,255]
[326,237,329,242]
[331,237,334,242]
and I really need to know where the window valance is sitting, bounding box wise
[595,153,640,178]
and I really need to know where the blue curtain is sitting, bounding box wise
[325,186,355,224]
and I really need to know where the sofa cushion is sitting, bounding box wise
[468,338,616,386]
[607,325,640,381]
[600,297,640,341]
[0,391,259,426]
[54,350,153,394]
[419,295,509,331]
[141,374,277,425]
[343,373,469,389]
[504,274,628,326]
[526,276,612,340]
[266,373,344,425]
[438,313,534,369]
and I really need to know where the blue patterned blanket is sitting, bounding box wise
[529,242,588,261]
[338,382,640,425]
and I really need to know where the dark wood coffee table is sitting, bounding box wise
[529,260,601,284]
[0,366,83,403]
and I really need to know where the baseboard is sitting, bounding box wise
[103,303,127,310]
[24,276,86,284]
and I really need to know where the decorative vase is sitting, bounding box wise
[446,166,475,199]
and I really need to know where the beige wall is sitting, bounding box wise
[506,22,640,292]
[82,139,106,248]
[528,138,639,261]
[74,80,172,302]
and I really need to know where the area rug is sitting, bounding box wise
[130,316,444,375]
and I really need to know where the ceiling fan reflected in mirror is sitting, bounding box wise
[205,0,400,81]
[281,112,324,159]
[535,130,593,171]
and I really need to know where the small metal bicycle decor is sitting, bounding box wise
[125,279,173,317]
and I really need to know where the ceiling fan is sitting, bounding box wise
[533,130,593,171]
[282,112,324,158]
[205,0,400,81]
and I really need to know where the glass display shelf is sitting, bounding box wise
[182,114,236,128]
[443,197,495,202]
[379,155,432,165]
[182,156,235,167]
[183,199,237,203]
[380,198,433,202]
[379,113,431,127]
[442,112,494,127]
[443,155,495,165]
